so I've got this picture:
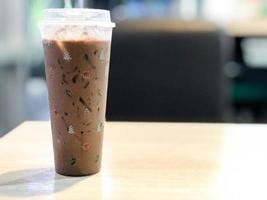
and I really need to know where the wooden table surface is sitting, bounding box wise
[1,122,267,200]
[226,18,267,37]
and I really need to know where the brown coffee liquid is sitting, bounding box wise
[43,39,111,176]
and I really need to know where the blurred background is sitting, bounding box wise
[2,0,267,134]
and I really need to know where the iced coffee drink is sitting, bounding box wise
[39,9,114,176]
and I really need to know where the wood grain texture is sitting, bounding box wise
[0,122,267,200]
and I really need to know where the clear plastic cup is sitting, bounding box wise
[39,9,115,176]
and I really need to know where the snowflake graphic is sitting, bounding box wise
[47,67,55,79]
[63,51,72,62]
[99,49,105,63]
[84,108,90,113]
[97,122,103,133]
[68,125,75,134]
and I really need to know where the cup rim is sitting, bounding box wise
[40,8,115,28]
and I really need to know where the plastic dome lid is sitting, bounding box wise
[40,8,115,28]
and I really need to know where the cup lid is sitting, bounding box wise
[40,8,115,28]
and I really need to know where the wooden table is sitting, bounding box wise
[1,122,267,200]
[226,18,267,37]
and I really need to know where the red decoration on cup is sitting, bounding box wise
[81,70,91,79]
[81,142,90,151]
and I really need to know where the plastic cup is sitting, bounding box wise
[39,8,115,176]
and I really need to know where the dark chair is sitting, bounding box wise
[106,20,231,122]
